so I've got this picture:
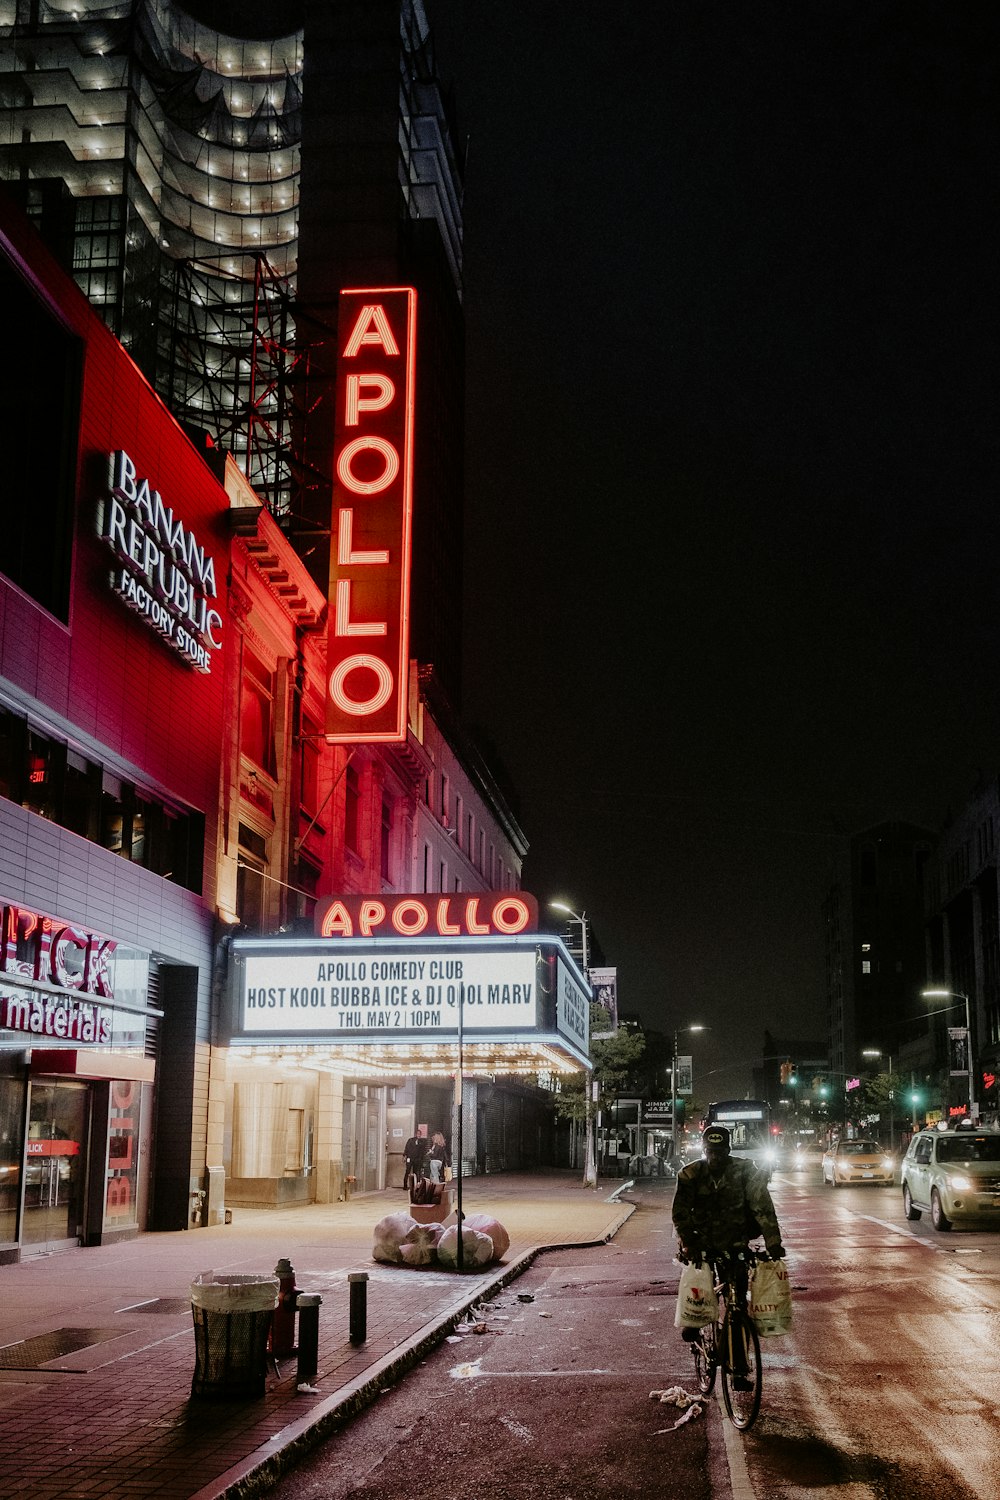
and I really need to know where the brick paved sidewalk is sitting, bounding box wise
[0,1174,635,1500]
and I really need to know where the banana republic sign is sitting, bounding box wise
[98,450,223,674]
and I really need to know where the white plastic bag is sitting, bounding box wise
[749,1258,792,1336]
[674,1260,718,1328]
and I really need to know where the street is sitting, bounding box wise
[265,1162,999,1499]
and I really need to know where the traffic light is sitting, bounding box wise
[780,1061,791,1085]
[675,1099,685,1128]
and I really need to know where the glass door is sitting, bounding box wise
[22,1081,90,1252]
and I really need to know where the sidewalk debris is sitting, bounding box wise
[649,1385,704,1432]
[654,1402,703,1433]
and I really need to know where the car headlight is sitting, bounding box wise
[947,1173,972,1191]
[764,1149,777,1164]
[881,1158,894,1171]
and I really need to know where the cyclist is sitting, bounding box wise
[672,1124,786,1387]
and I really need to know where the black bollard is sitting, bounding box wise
[348,1271,368,1345]
[295,1293,322,1387]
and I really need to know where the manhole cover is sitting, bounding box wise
[0,1327,127,1369]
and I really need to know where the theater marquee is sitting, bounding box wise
[229,933,590,1077]
[325,287,417,743]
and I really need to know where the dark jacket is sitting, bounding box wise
[403,1136,426,1167]
[425,1139,450,1170]
[672,1157,782,1257]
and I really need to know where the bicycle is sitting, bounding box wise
[690,1247,763,1431]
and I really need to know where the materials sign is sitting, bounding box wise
[325,287,417,743]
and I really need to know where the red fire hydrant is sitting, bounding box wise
[271,1257,299,1358]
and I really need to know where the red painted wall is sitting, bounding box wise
[0,197,227,868]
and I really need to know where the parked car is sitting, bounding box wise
[822,1139,894,1186]
[901,1126,1000,1231]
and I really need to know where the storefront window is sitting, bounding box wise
[104,1078,143,1232]
[0,1065,26,1249]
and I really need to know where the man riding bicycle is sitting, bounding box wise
[672,1124,786,1387]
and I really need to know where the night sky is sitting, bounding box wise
[426,1,1000,1093]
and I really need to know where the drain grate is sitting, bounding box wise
[0,1327,128,1369]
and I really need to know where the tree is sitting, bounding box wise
[551,1004,646,1126]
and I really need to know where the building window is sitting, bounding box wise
[344,763,360,854]
[300,728,321,817]
[0,247,79,624]
[240,647,276,777]
[423,843,431,890]
[440,774,449,824]
[455,795,463,848]
[237,822,268,929]
[24,728,57,821]
[439,860,446,893]
[0,705,203,890]
[294,854,320,921]
[64,748,99,840]
[380,795,392,881]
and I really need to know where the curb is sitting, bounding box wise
[192,1202,636,1500]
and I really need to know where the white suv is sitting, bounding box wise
[901,1126,1000,1231]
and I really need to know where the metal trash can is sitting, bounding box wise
[190,1273,279,1399]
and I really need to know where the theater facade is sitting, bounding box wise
[0,189,567,1255]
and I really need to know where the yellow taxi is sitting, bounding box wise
[822,1138,894,1186]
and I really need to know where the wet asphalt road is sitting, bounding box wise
[264,1164,1000,1499]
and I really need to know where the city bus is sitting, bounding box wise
[703,1100,777,1178]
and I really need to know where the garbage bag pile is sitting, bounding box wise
[373,1211,508,1270]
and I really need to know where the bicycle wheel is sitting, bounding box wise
[720,1310,762,1430]
[693,1319,717,1395]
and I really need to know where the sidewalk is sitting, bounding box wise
[0,1174,634,1500]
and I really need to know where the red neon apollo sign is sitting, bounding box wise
[314,892,539,941]
[325,288,417,743]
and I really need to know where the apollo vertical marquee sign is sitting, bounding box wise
[325,287,417,743]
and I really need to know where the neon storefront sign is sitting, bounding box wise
[1,901,116,996]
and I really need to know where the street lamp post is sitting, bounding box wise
[549,901,596,1188]
[549,900,589,970]
[922,988,975,1120]
[671,1024,705,1163]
